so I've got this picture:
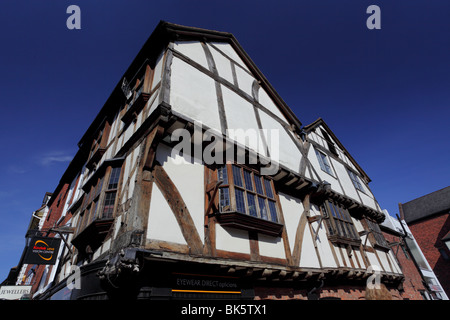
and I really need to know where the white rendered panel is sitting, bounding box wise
[299,226,321,268]
[207,44,234,84]
[258,89,289,124]
[170,57,222,132]
[215,224,250,254]
[156,144,205,241]
[152,51,164,91]
[358,191,377,211]
[366,251,380,269]
[234,65,255,97]
[259,110,302,173]
[147,183,187,245]
[279,192,304,251]
[146,88,160,118]
[209,42,250,71]
[258,234,286,259]
[221,85,267,156]
[174,41,209,70]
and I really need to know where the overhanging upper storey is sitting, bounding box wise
[77,21,302,151]
[303,118,385,223]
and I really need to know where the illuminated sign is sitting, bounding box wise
[24,236,62,265]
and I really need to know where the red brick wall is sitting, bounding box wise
[253,284,405,300]
[382,231,425,300]
[408,213,450,297]
[29,183,70,294]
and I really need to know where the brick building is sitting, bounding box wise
[380,213,431,300]
[399,186,450,299]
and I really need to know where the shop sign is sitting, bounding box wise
[171,272,241,294]
[0,285,32,300]
[24,236,62,265]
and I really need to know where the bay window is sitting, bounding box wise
[215,164,283,236]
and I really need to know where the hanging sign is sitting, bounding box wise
[24,236,61,265]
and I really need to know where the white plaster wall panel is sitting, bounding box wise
[208,45,234,84]
[123,121,134,146]
[331,159,360,202]
[387,251,402,274]
[209,42,250,72]
[299,231,321,268]
[123,155,131,192]
[314,222,338,268]
[234,64,255,97]
[278,192,303,251]
[376,251,390,272]
[103,238,111,254]
[215,224,251,254]
[108,114,119,146]
[113,215,122,239]
[258,110,302,173]
[146,183,187,245]
[221,85,267,157]
[353,219,364,233]
[170,57,222,132]
[93,247,101,260]
[258,234,286,259]
[105,143,114,161]
[174,41,209,70]
[146,88,160,119]
[365,251,379,269]
[358,191,377,211]
[354,249,366,268]
[136,107,144,129]
[258,89,289,124]
[128,169,136,202]
[155,144,205,241]
[298,209,321,268]
[152,51,164,91]
[340,245,352,267]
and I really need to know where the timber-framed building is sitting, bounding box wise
[17,21,409,300]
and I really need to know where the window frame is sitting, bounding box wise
[214,163,283,236]
[219,164,279,223]
[347,169,364,192]
[75,165,122,238]
[364,218,390,251]
[315,148,334,176]
[322,200,360,246]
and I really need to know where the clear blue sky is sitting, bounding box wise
[1,0,449,283]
